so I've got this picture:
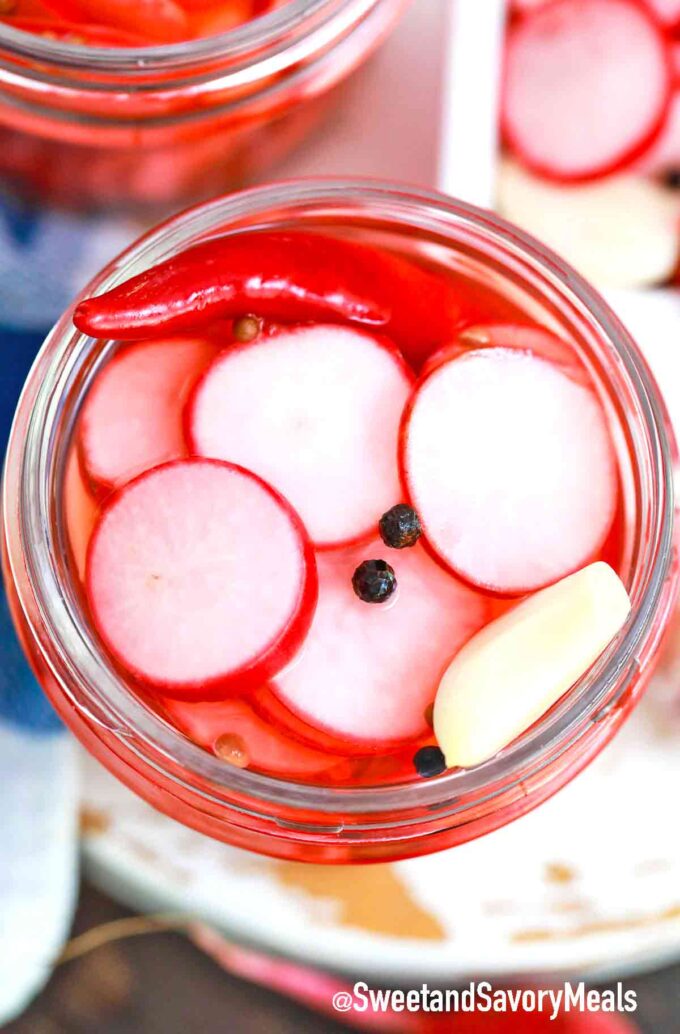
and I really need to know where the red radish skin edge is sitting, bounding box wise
[423,323,590,387]
[184,328,416,551]
[397,353,618,598]
[76,442,111,503]
[502,0,675,183]
[78,337,218,495]
[647,0,680,29]
[263,680,438,756]
[85,459,319,700]
[251,685,385,757]
[256,684,445,759]
[161,694,337,778]
[400,468,619,600]
[272,542,491,747]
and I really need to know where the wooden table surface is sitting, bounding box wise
[5,881,680,1034]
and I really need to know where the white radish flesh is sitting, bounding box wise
[401,347,618,595]
[188,325,413,547]
[80,336,217,490]
[503,0,672,181]
[86,459,317,698]
[273,543,489,747]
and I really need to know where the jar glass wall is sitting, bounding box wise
[0,1,406,211]
[3,180,677,862]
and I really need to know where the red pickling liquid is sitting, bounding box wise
[61,232,627,789]
[0,0,279,43]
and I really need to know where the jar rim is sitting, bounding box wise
[0,0,362,71]
[5,178,677,820]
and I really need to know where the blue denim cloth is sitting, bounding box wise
[0,193,125,732]
[0,194,104,1024]
[0,323,63,733]
[0,189,141,734]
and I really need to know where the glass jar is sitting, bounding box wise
[3,180,678,862]
[0,1,406,212]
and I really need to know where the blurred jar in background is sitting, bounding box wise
[0,0,407,212]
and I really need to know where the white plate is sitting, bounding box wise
[80,633,680,984]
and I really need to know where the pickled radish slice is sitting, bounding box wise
[79,337,217,491]
[188,326,413,548]
[400,347,617,595]
[647,0,680,26]
[434,563,631,768]
[86,459,317,698]
[5,17,148,45]
[41,0,189,41]
[438,322,588,385]
[503,0,672,181]
[511,0,551,10]
[185,0,252,35]
[273,543,489,747]
[637,91,680,173]
[163,695,336,779]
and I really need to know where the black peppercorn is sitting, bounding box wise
[662,167,680,190]
[352,559,397,604]
[414,745,447,778]
[379,504,422,549]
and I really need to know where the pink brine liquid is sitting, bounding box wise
[59,229,628,791]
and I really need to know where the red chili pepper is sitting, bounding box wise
[73,232,463,370]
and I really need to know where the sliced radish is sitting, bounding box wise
[86,459,317,698]
[428,322,588,386]
[645,0,680,27]
[187,326,413,548]
[185,0,252,36]
[503,0,673,182]
[511,0,552,11]
[40,0,189,42]
[637,89,680,173]
[273,543,489,748]
[4,17,149,45]
[79,336,217,492]
[400,347,617,596]
[498,159,680,289]
[162,693,336,780]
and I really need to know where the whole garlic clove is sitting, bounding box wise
[433,562,631,769]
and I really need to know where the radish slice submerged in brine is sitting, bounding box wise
[187,325,413,548]
[80,336,217,491]
[400,347,618,596]
[163,695,336,779]
[86,459,317,699]
[273,543,489,748]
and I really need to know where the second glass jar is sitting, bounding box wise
[0,0,406,212]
